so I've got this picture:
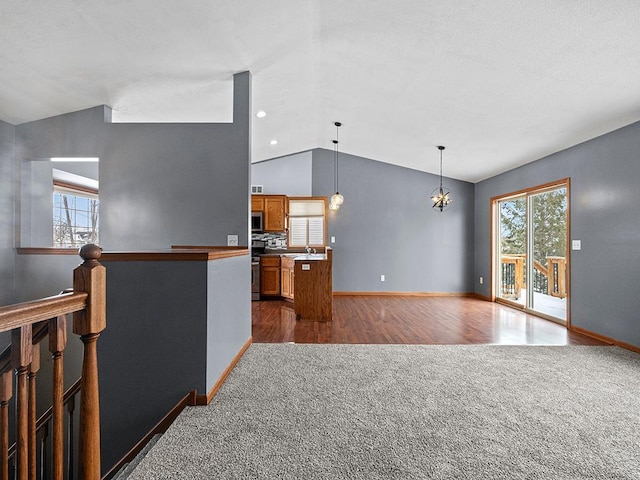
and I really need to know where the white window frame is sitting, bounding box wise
[53,181,99,248]
[287,197,328,248]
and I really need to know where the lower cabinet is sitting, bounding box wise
[260,256,281,296]
[281,257,295,300]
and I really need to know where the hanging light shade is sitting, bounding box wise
[431,145,452,212]
[330,121,344,209]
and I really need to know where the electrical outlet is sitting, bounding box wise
[380,275,385,282]
[227,234,238,246]
[479,276,484,284]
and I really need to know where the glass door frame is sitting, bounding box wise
[491,178,571,327]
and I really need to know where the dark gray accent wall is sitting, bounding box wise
[311,148,475,293]
[475,120,640,347]
[98,259,209,470]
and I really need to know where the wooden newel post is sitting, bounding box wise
[73,244,106,480]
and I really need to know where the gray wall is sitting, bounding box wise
[0,121,15,307]
[251,151,313,196]
[0,120,15,347]
[102,72,251,249]
[475,120,640,347]
[206,254,251,389]
[313,148,475,293]
[16,106,108,248]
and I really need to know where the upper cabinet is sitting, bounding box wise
[252,194,288,232]
[251,196,264,213]
[264,195,287,232]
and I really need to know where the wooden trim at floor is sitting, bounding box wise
[196,336,253,406]
[332,292,476,297]
[472,293,492,302]
[569,325,640,354]
[103,389,197,479]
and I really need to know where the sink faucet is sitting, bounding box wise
[305,245,311,254]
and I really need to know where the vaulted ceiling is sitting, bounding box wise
[1,1,639,182]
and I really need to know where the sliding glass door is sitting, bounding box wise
[494,181,569,324]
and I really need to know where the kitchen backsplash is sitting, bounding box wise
[252,232,288,250]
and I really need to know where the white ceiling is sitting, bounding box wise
[1,0,640,182]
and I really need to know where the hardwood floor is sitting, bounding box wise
[252,295,608,345]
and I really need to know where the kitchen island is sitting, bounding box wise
[293,247,332,321]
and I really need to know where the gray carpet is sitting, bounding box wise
[126,344,640,479]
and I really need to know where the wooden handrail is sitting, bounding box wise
[1,244,106,480]
[0,292,88,334]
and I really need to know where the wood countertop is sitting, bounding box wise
[101,247,249,262]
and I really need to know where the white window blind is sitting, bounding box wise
[289,200,325,216]
[288,199,326,247]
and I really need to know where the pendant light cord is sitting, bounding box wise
[439,148,443,192]
[335,123,340,193]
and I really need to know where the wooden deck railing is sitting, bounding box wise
[500,254,566,299]
[0,244,105,480]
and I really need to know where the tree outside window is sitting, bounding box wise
[53,186,99,248]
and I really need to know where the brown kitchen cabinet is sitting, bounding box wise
[251,195,265,212]
[280,256,295,300]
[260,256,281,296]
[263,195,287,232]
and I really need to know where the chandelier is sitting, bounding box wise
[431,145,452,212]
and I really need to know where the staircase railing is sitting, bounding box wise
[0,244,106,480]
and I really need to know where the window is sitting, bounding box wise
[53,183,99,248]
[288,198,327,248]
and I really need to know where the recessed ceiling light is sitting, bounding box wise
[256,110,267,118]
[270,139,278,145]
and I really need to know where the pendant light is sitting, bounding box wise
[431,145,452,212]
[329,121,344,211]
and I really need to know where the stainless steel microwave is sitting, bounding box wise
[251,212,263,232]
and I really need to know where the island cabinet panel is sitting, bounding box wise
[251,195,265,212]
[264,195,287,232]
[261,256,281,295]
[294,249,332,321]
[281,257,295,300]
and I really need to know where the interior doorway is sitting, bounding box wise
[493,179,569,324]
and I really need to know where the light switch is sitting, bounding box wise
[572,240,581,250]
[331,236,336,243]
